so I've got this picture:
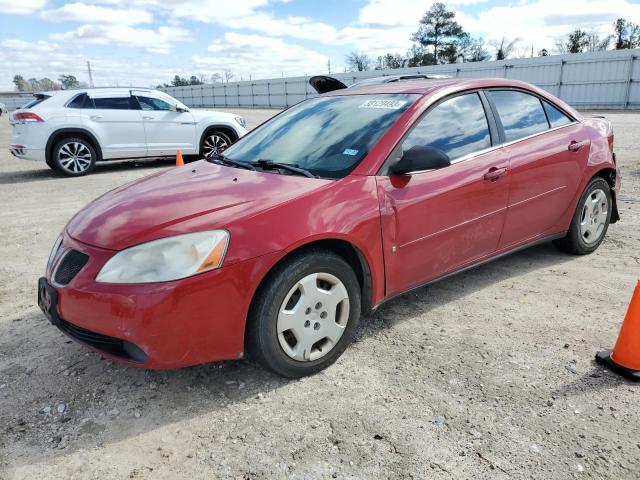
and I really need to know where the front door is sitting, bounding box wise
[378,92,510,297]
[134,94,197,156]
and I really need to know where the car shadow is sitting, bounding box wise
[0,158,176,185]
[2,242,583,467]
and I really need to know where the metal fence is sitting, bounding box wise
[161,48,640,111]
[2,48,638,111]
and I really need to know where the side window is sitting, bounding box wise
[136,96,172,111]
[92,97,132,110]
[67,93,87,109]
[543,101,572,128]
[402,93,491,161]
[488,90,548,142]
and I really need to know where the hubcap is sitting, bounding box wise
[277,272,350,362]
[203,134,229,159]
[580,188,608,244]
[58,142,92,174]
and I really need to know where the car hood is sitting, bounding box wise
[190,110,238,123]
[66,160,332,251]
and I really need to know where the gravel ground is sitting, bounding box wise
[0,108,639,480]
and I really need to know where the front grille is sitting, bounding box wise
[54,250,89,285]
[59,319,147,363]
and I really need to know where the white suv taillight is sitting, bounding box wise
[13,112,44,123]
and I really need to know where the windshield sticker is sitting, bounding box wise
[343,149,359,156]
[359,99,407,110]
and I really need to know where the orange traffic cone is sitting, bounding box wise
[596,280,640,381]
[176,149,184,167]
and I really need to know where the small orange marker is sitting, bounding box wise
[176,149,184,166]
[596,280,640,381]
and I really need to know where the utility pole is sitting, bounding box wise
[327,58,331,74]
[87,61,94,87]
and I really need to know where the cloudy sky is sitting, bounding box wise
[0,0,639,90]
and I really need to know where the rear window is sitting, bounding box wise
[543,101,573,128]
[67,93,88,109]
[488,90,548,142]
[22,95,51,109]
[92,97,132,110]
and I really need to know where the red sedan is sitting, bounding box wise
[38,78,621,377]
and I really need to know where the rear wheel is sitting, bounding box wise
[553,177,612,254]
[201,130,231,160]
[52,137,97,176]
[246,250,361,378]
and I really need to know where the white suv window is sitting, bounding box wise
[136,96,172,111]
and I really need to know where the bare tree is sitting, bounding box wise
[210,73,222,83]
[223,70,234,83]
[345,51,372,72]
[490,37,520,60]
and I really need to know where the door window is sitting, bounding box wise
[91,97,133,110]
[542,101,572,128]
[402,93,491,161]
[136,96,173,111]
[488,90,549,142]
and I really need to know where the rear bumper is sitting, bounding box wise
[44,233,280,369]
[9,144,46,162]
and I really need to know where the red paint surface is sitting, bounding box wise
[48,78,620,369]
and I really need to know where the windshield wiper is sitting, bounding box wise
[207,153,256,171]
[252,159,318,178]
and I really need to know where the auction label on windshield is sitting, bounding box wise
[359,99,407,109]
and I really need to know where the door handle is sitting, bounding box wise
[568,140,588,152]
[484,166,508,182]
[142,116,154,120]
[90,115,103,120]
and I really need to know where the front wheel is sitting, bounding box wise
[553,177,612,254]
[201,130,231,160]
[246,250,361,378]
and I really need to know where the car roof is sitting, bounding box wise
[34,87,156,96]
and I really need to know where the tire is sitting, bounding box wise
[52,137,97,176]
[553,177,612,255]
[246,249,361,378]
[200,130,231,160]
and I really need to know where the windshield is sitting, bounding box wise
[223,94,418,179]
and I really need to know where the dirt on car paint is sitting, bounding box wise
[0,109,639,479]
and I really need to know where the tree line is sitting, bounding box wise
[12,74,86,92]
[346,2,640,71]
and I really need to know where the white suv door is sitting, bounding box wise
[83,91,147,159]
[133,93,197,156]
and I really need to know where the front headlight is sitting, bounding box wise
[234,116,246,128]
[96,230,229,284]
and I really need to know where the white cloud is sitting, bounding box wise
[459,0,640,52]
[358,0,488,27]
[0,0,47,14]
[41,2,153,25]
[194,32,328,79]
[50,24,191,54]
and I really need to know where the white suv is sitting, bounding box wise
[9,88,248,176]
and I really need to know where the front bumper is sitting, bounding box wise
[43,233,281,369]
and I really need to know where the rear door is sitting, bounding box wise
[486,90,588,248]
[133,93,197,156]
[377,92,510,296]
[83,92,147,159]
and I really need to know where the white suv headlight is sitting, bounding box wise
[234,116,246,128]
[96,230,229,284]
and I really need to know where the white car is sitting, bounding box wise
[9,88,248,176]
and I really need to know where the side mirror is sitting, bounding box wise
[390,145,450,175]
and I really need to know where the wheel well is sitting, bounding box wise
[250,239,373,323]
[592,168,619,223]
[200,126,238,152]
[47,129,102,164]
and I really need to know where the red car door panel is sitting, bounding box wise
[378,147,510,296]
[499,124,590,248]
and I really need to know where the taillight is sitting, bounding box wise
[13,112,44,123]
